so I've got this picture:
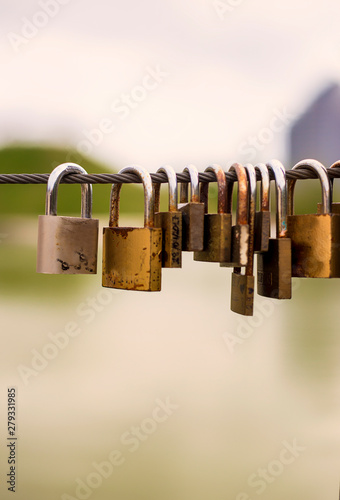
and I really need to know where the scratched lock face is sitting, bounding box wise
[37,216,99,274]
[36,163,99,275]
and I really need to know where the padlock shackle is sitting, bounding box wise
[179,164,200,204]
[244,163,256,276]
[226,163,248,226]
[288,159,331,215]
[45,163,92,218]
[329,160,340,193]
[109,165,155,228]
[254,163,270,212]
[266,159,287,239]
[199,164,227,214]
[153,165,178,213]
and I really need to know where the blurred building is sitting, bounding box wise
[290,82,340,166]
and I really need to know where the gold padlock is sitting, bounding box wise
[102,165,162,291]
[37,163,99,274]
[257,159,292,299]
[220,163,249,268]
[154,165,182,268]
[287,159,340,278]
[231,163,256,316]
[178,164,205,252]
[254,163,271,253]
[194,164,232,263]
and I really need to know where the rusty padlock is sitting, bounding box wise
[220,163,249,268]
[37,163,99,274]
[287,159,340,278]
[194,164,232,263]
[230,163,256,316]
[254,163,271,253]
[178,164,205,252]
[257,159,292,299]
[102,165,162,291]
[154,165,182,268]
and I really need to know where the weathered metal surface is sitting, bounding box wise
[257,238,292,298]
[37,215,98,274]
[287,213,340,277]
[179,164,204,252]
[254,211,271,253]
[194,164,232,263]
[221,163,249,268]
[254,163,270,253]
[103,165,162,291]
[230,163,256,316]
[102,226,162,291]
[257,159,292,299]
[179,202,205,251]
[230,273,255,316]
[153,165,182,268]
[287,159,340,278]
[110,164,155,228]
[37,162,98,275]
[154,211,182,268]
[194,213,232,263]
[317,202,340,214]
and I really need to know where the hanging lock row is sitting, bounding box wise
[36,159,340,316]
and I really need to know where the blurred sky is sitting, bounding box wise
[1,0,340,170]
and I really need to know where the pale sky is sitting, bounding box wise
[1,0,340,170]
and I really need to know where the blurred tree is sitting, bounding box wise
[0,144,144,216]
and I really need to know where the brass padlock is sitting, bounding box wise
[193,164,232,263]
[254,163,271,253]
[154,165,182,268]
[317,160,340,214]
[37,163,99,274]
[231,163,256,316]
[257,159,292,299]
[102,165,162,291]
[178,164,205,251]
[287,159,340,278]
[220,163,249,268]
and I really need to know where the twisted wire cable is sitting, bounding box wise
[1,166,340,184]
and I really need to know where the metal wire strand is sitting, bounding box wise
[1,166,340,184]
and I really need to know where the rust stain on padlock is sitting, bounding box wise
[37,216,98,275]
[216,168,227,214]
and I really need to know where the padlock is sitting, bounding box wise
[257,159,292,299]
[231,163,256,316]
[37,163,99,274]
[102,165,162,291]
[254,163,271,253]
[220,163,249,267]
[193,164,232,263]
[287,159,340,278]
[178,164,205,251]
[317,160,340,214]
[153,165,182,268]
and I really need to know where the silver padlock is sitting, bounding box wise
[37,163,99,274]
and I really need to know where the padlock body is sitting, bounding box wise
[257,238,292,298]
[287,214,340,277]
[254,211,271,253]
[37,215,98,274]
[317,202,340,214]
[220,224,249,267]
[194,213,232,263]
[102,227,162,291]
[230,272,254,316]
[179,202,205,251]
[154,211,182,268]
